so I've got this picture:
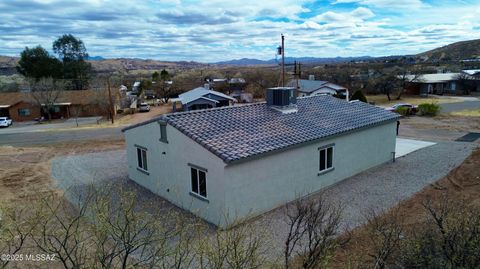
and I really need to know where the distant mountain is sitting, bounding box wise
[214,56,374,66]
[417,39,480,61]
[87,55,105,61]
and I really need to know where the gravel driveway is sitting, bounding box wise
[51,141,477,258]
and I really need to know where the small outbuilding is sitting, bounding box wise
[122,88,399,227]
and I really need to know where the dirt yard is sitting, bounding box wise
[0,140,125,205]
[332,148,480,267]
[366,94,461,107]
[399,114,480,141]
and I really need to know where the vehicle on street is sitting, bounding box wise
[0,117,12,127]
[386,103,418,115]
[138,102,150,112]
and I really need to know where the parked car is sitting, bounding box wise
[386,103,418,115]
[138,102,150,112]
[0,117,12,127]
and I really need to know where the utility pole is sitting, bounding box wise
[281,34,285,87]
[107,76,114,124]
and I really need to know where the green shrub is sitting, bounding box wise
[418,103,440,116]
[351,90,368,103]
[395,106,410,116]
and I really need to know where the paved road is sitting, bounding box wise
[0,117,103,135]
[0,126,124,146]
[440,100,480,113]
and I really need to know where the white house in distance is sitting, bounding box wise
[122,87,399,227]
[170,86,236,112]
[287,75,349,98]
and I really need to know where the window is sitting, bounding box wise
[18,108,30,116]
[190,166,207,198]
[159,121,168,143]
[319,145,334,172]
[136,146,148,172]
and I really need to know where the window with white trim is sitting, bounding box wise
[190,167,207,198]
[136,146,148,171]
[319,146,334,172]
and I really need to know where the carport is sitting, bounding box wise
[395,138,436,158]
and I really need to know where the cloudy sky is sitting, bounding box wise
[1,0,479,62]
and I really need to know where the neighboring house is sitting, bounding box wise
[287,75,348,98]
[122,88,399,227]
[132,81,141,93]
[170,87,236,112]
[406,71,480,95]
[0,90,119,121]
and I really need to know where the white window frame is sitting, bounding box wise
[318,144,334,175]
[189,164,208,201]
[135,145,148,174]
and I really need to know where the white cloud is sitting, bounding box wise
[0,0,479,61]
[334,0,424,9]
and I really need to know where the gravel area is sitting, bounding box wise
[250,141,477,257]
[51,141,477,259]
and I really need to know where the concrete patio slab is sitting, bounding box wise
[395,138,436,158]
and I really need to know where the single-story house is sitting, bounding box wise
[0,90,118,121]
[287,75,348,98]
[122,87,399,227]
[406,71,480,95]
[171,87,236,112]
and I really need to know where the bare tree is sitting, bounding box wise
[363,207,405,269]
[0,204,36,269]
[91,76,119,124]
[196,222,268,269]
[284,195,345,269]
[455,73,476,95]
[394,67,423,100]
[28,77,65,121]
[89,189,172,269]
[31,193,92,269]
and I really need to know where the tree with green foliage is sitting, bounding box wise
[152,71,160,82]
[17,46,62,80]
[53,34,92,90]
[160,69,169,80]
[351,90,368,103]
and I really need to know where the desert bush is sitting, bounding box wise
[399,195,480,269]
[395,106,410,116]
[351,90,368,103]
[418,103,440,116]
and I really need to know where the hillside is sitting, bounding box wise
[0,56,208,74]
[417,39,480,61]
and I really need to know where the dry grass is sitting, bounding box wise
[332,149,480,267]
[366,94,461,106]
[450,109,480,117]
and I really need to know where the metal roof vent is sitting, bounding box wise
[266,87,298,114]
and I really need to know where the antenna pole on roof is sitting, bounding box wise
[281,34,285,87]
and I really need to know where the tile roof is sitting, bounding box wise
[125,95,399,164]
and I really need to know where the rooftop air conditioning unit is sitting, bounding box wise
[266,87,297,113]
